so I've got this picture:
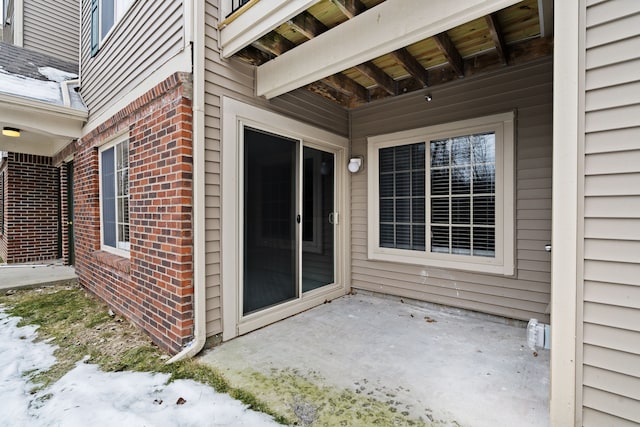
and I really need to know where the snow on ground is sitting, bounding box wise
[0,308,282,427]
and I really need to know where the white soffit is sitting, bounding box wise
[257,0,520,99]
[220,0,321,58]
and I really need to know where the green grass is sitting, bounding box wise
[0,286,291,425]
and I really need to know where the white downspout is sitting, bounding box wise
[167,0,206,363]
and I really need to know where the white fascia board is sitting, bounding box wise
[257,0,520,98]
[220,0,321,58]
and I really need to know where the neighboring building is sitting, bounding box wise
[2,0,79,62]
[0,0,638,425]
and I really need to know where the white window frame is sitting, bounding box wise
[98,0,134,46]
[367,112,515,276]
[98,133,130,258]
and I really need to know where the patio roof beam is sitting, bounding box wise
[485,13,508,65]
[256,0,520,99]
[433,32,465,78]
[390,48,429,87]
[252,31,295,56]
[355,61,396,95]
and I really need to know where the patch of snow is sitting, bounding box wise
[0,69,62,104]
[0,307,282,427]
[37,66,78,83]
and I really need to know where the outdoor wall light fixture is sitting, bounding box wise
[2,127,20,138]
[348,156,363,173]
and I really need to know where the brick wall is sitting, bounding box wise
[75,73,194,354]
[1,153,60,263]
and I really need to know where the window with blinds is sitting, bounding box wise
[379,142,426,250]
[100,135,130,256]
[430,133,496,257]
[367,112,514,275]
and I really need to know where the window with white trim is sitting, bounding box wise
[99,136,130,256]
[90,0,134,55]
[368,112,515,275]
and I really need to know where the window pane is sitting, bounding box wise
[380,148,394,173]
[473,227,495,257]
[452,227,471,255]
[413,225,425,251]
[431,226,449,253]
[412,171,424,196]
[396,224,411,249]
[451,137,471,165]
[396,198,410,223]
[412,144,426,169]
[380,173,394,197]
[395,172,410,196]
[380,224,394,248]
[431,198,449,224]
[473,164,495,194]
[472,133,495,163]
[412,197,425,223]
[380,199,394,222]
[431,168,449,195]
[451,166,471,194]
[473,196,495,225]
[100,0,114,38]
[430,140,450,167]
[101,147,116,247]
[452,197,470,224]
[395,145,410,171]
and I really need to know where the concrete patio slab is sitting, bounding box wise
[0,261,77,292]
[200,292,549,427]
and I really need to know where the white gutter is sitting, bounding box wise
[167,0,207,363]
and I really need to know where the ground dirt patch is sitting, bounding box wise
[0,284,290,425]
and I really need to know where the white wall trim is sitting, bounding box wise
[550,1,582,425]
[256,0,519,99]
[220,0,320,58]
[221,96,349,341]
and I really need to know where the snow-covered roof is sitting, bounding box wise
[0,42,87,111]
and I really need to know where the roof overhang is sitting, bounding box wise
[0,93,87,157]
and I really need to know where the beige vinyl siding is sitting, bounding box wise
[581,0,640,424]
[80,0,185,117]
[23,0,79,62]
[349,58,553,322]
[203,0,348,337]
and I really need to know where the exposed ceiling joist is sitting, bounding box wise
[322,73,369,102]
[485,13,508,65]
[252,31,295,56]
[433,31,465,78]
[355,61,396,95]
[331,0,366,19]
[257,0,521,98]
[288,10,329,39]
[389,48,429,87]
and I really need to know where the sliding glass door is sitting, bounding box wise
[242,127,336,316]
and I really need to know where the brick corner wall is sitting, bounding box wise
[2,153,60,263]
[75,72,194,354]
